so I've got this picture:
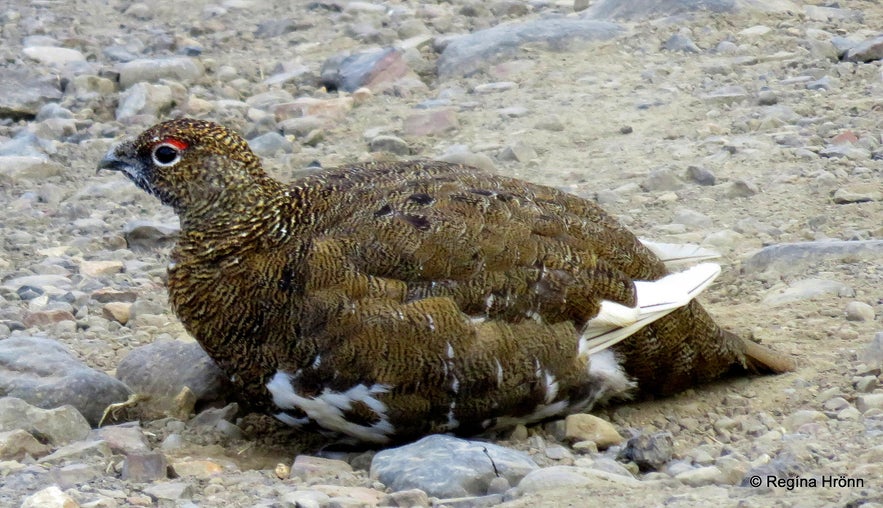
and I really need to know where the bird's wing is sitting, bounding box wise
[303,161,708,345]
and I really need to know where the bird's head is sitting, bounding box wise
[98,118,268,213]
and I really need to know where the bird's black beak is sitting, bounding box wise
[97,151,124,173]
[97,142,141,179]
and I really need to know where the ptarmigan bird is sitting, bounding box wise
[99,118,794,444]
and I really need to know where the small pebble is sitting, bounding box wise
[845,301,875,322]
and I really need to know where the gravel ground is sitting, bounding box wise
[0,0,881,507]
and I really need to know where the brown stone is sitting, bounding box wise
[0,429,51,460]
[103,302,133,325]
[122,451,169,482]
[291,455,354,481]
[170,458,233,478]
[91,288,138,303]
[23,310,76,327]
[564,414,624,449]
[79,260,124,277]
[403,109,459,137]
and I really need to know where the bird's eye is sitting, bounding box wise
[152,144,181,166]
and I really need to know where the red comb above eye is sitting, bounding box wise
[161,138,189,151]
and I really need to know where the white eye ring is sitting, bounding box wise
[152,143,182,167]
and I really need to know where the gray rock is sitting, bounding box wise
[534,116,566,132]
[123,220,180,251]
[21,486,78,508]
[805,76,834,91]
[49,463,103,489]
[248,131,293,157]
[255,18,306,39]
[742,241,883,274]
[438,18,621,79]
[783,410,826,432]
[321,48,409,93]
[0,336,132,426]
[619,432,674,471]
[122,450,169,482]
[584,0,798,21]
[38,439,112,465]
[439,146,496,172]
[0,429,51,460]
[23,46,85,66]
[845,302,875,322]
[0,397,89,445]
[35,103,73,121]
[436,494,504,507]
[702,85,749,104]
[119,57,205,88]
[0,69,63,120]
[855,376,878,393]
[863,331,883,366]
[544,444,573,461]
[762,278,854,306]
[672,208,712,228]
[857,394,883,413]
[279,116,325,138]
[0,130,55,157]
[588,456,635,478]
[91,423,151,454]
[725,180,759,198]
[116,340,231,417]
[280,489,330,508]
[516,466,595,493]
[641,167,684,192]
[833,186,881,204]
[844,35,883,63]
[116,82,174,120]
[0,156,64,184]
[741,453,803,487]
[474,81,517,94]
[188,403,239,428]
[686,166,716,186]
[499,141,537,162]
[368,135,411,155]
[370,434,538,498]
[403,109,459,137]
[819,144,870,160]
[675,465,724,486]
[585,0,733,20]
[379,489,431,508]
[143,481,194,501]
[291,455,353,482]
[663,33,700,53]
[245,90,296,110]
[804,5,863,22]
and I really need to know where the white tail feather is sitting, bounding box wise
[578,263,721,357]
[640,239,720,266]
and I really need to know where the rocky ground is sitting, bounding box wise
[1,0,882,506]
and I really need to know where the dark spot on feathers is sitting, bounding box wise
[342,400,382,426]
[374,204,393,217]
[407,193,434,205]
[469,188,495,196]
[402,213,431,231]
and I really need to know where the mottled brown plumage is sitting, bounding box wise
[99,118,793,443]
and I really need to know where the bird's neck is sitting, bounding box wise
[175,178,305,255]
